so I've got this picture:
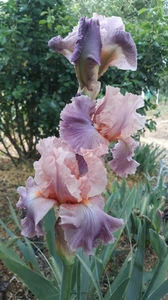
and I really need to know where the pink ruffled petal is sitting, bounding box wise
[34,138,82,203]
[81,148,107,198]
[36,136,61,156]
[59,196,123,255]
[17,177,55,237]
[82,143,108,157]
[60,95,107,154]
[109,138,139,177]
[94,86,145,141]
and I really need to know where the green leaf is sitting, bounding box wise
[149,229,168,260]
[0,240,24,263]
[143,255,168,299]
[119,178,126,200]
[43,208,62,271]
[126,221,146,300]
[139,8,147,15]
[143,230,168,299]
[76,260,81,300]
[8,200,21,229]
[104,254,132,300]
[109,279,130,300]
[0,35,6,44]
[0,219,39,270]
[147,280,168,300]
[140,195,149,215]
[100,188,136,268]
[39,19,47,24]
[0,241,59,300]
[76,254,103,300]
[24,237,40,271]
[50,256,61,287]
[76,249,92,300]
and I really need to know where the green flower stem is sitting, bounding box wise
[59,261,73,300]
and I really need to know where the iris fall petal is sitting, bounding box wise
[60,95,108,154]
[109,138,139,177]
[17,177,55,237]
[94,86,146,140]
[59,196,123,255]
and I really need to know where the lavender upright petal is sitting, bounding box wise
[71,17,101,65]
[71,17,102,98]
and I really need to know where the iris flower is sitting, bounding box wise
[60,86,146,177]
[48,13,137,98]
[17,137,123,255]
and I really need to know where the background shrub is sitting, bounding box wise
[0,0,77,159]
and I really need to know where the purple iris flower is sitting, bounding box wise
[60,86,146,177]
[17,137,123,255]
[48,13,137,98]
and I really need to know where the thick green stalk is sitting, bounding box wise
[59,261,73,300]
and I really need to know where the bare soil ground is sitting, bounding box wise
[142,103,168,156]
[0,159,35,299]
[0,103,168,299]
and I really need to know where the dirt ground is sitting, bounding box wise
[0,159,35,300]
[0,103,168,299]
[142,104,168,155]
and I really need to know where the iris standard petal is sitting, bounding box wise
[92,13,137,77]
[75,154,88,176]
[99,30,137,77]
[94,86,145,141]
[71,17,102,98]
[59,196,123,255]
[34,138,82,203]
[71,17,101,65]
[17,177,55,237]
[109,31,137,70]
[81,148,107,198]
[60,95,107,154]
[109,138,139,177]
[93,13,125,36]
